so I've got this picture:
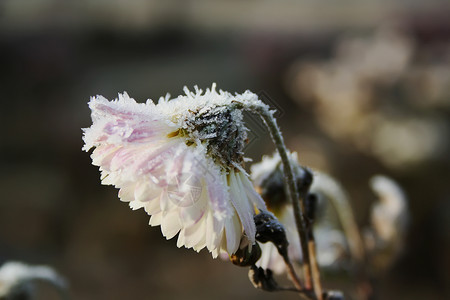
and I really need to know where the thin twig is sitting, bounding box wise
[312,174,365,263]
[309,238,324,300]
[283,253,304,291]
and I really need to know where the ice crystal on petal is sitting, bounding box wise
[83,84,267,258]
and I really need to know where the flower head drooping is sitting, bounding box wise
[82,84,267,258]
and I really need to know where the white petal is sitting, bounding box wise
[224,211,242,254]
[118,183,136,202]
[239,171,267,211]
[134,180,159,202]
[149,213,162,226]
[228,170,256,243]
[129,201,145,210]
[161,209,182,239]
[144,196,162,215]
[178,187,207,227]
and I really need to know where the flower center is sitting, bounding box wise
[169,106,248,169]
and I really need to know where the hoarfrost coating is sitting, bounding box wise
[82,84,267,258]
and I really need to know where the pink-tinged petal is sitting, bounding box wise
[91,145,120,167]
[108,147,139,172]
[136,141,182,178]
[83,94,175,152]
[88,93,153,122]
[205,169,233,221]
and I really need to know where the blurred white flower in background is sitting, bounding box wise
[251,152,411,277]
[287,26,450,170]
[0,261,66,299]
[83,84,267,258]
[366,175,409,273]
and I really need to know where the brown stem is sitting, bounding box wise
[283,254,304,291]
[309,238,324,300]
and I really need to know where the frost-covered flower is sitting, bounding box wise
[82,84,267,258]
[251,152,348,273]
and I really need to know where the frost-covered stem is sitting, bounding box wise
[246,104,314,294]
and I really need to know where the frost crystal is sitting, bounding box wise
[82,84,267,258]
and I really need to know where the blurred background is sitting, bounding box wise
[1,0,449,299]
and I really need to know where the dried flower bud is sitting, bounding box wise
[230,243,262,267]
[248,265,279,292]
[251,152,312,213]
[306,193,318,223]
[254,210,289,258]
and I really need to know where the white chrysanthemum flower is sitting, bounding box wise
[251,152,348,273]
[83,84,267,258]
